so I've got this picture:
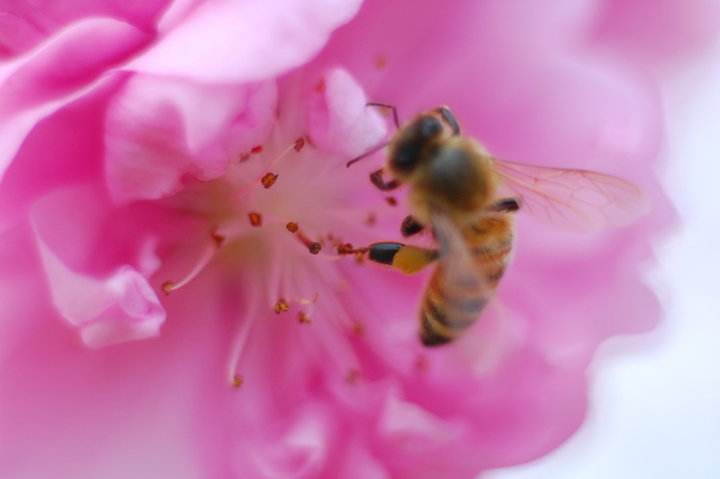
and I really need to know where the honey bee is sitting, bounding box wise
[348,105,646,346]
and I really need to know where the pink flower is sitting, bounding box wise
[0,1,714,478]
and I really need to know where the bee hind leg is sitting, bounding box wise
[368,242,437,274]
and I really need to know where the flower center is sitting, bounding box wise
[160,128,381,387]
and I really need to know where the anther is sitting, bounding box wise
[286,222,299,233]
[232,374,244,388]
[385,196,398,206]
[298,311,311,324]
[250,145,263,154]
[260,172,278,189]
[274,298,289,314]
[248,212,263,227]
[293,137,306,152]
[294,228,322,255]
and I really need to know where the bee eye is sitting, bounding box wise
[419,117,442,138]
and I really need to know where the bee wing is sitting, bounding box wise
[491,158,649,231]
[430,212,485,297]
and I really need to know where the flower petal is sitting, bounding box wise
[307,68,387,159]
[129,0,363,82]
[105,74,277,203]
[0,17,149,181]
[30,184,165,347]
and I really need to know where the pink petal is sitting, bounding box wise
[0,0,167,58]
[30,184,165,347]
[307,68,387,159]
[105,74,277,203]
[128,0,362,82]
[0,17,149,181]
[593,0,720,64]
[0,271,224,479]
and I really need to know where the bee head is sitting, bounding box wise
[388,107,460,178]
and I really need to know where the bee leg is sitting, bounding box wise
[368,242,437,274]
[366,102,400,130]
[488,197,520,213]
[401,215,425,237]
[370,169,400,191]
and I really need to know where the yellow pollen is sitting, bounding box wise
[298,311,311,324]
[260,172,278,189]
[274,299,289,314]
[231,374,244,388]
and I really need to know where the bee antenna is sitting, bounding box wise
[346,141,390,168]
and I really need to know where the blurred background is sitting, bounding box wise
[490,38,720,479]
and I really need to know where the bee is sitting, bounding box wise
[348,105,646,346]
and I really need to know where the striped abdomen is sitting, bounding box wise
[420,215,514,346]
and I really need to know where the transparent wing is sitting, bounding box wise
[430,213,486,298]
[491,158,649,231]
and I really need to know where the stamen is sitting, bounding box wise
[298,311,311,324]
[239,145,264,162]
[286,222,299,233]
[385,196,398,206]
[248,212,263,227]
[274,298,289,313]
[294,227,322,255]
[226,301,259,388]
[161,230,224,295]
[260,172,278,189]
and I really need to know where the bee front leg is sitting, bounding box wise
[369,169,400,191]
[368,242,437,274]
[401,215,425,237]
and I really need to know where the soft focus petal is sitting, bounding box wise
[307,68,386,158]
[0,0,167,58]
[30,184,165,347]
[0,272,223,479]
[593,0,720,64]
[129,0,363,82]
[105,74,277,203]
[0,18,149,180]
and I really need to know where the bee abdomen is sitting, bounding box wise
[419,285,488,347]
